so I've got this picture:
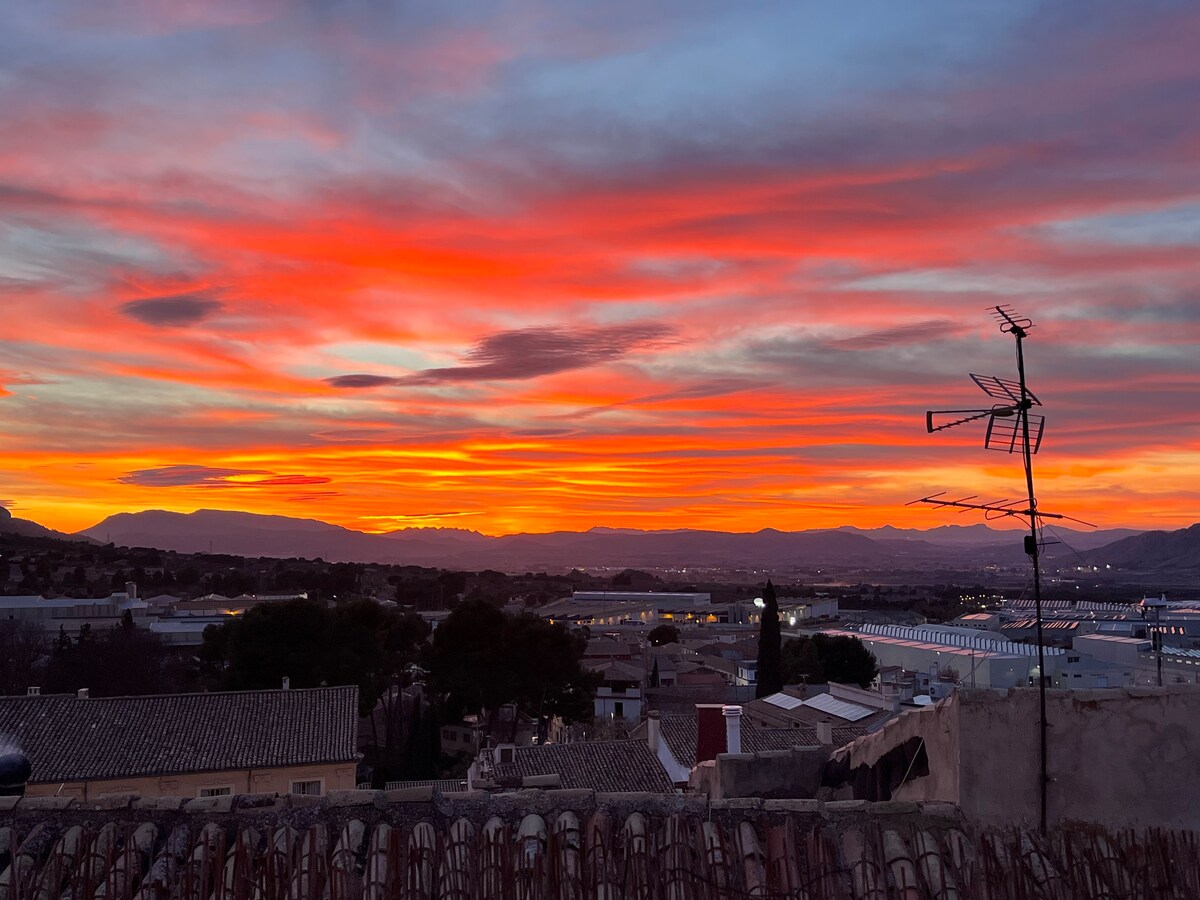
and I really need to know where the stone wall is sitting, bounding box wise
[833,685,1200,830]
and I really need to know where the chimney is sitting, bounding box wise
[26,686,40,696]
[125,582,138,600]
[695,704,726,764]
[77,688,89,700]
[815,721,833,746]
[646,710,661,754]
[722,705,743,755]
[282,676,290,690]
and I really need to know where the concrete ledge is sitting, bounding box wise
[327,789,381,808]
[184,795,234,814]
[131,796,185,811]
[763,799,824,814]
[17,796,77,811]
[383,786,434,803]
[81,794,139,810]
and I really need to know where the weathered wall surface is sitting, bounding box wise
[837,686,1200,830]
[958,686,1200,830]
[691,748,828,799]
[23,762,356,800]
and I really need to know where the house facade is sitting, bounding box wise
[0,686,360,800]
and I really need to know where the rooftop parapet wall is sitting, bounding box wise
[834,685,1200,831]
[1,791,1198,899]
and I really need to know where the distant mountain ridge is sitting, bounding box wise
[71,508,1166,573]
[1086,524,1200,571]
[0,505,94,543]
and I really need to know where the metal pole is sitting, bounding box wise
[1013,322,1049,835]
[1156,606,1163,688]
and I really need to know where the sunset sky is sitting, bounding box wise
[1,1,1198,536]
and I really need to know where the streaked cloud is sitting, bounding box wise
[118,465,330,488]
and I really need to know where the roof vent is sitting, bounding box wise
[26,686,40,696]
[77,688,89,699]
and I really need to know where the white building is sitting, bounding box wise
[587,660,644,722]
[821,624,1066,690]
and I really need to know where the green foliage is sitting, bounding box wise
[647,624,679,647]
[44,623,192,697]
[755,580,783,697]
[427,599,599,732]
[781,633,877,688]
[203,598,428,714]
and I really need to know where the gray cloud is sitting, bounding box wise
[326,374,400,389]
[325,322,675,388]
[120,294,222,327]
[118,465,330,488]
[831,319,968,350]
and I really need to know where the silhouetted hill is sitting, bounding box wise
[834,523,1141,551]
[1087,524,1200,571]
[0,505,94,543]
[76,508,1153,573]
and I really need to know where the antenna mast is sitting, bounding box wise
[912,305,1088,834]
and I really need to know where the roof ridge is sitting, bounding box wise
[0,684,359,702]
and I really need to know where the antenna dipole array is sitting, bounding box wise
[912,305,1087,835]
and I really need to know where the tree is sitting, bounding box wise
[427,600,599,739]
[0,620,48,696]
[781,636,822,685]
[649,659,660,688]
[43,623,192,697]
[206,599,429,715]
[755,580,783,697]
[811,634,877,688]
[647,624,679,647]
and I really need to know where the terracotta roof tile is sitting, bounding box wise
[492,740,673,793]
[0,687,359,783]
[657,713,865,767]
[0,793,1188,898]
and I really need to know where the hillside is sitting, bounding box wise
[77,508,1151,573]
[1087,524,1200,572]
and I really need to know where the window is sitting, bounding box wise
[611,683,627,694]
[290,780,323,796]
[198,786,232,798]
[1067,656,1080,663]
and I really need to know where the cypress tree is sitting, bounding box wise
[755,580,783,697]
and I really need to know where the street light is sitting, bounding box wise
[1139,593,1168,687]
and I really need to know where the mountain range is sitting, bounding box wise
[52,507,1188,574]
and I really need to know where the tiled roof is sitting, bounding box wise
[492,740,673,793]
[583,659,644,682]
[743,691,895,732]
[0,792,1190,899]
[656,713,865,767]
[0,687,359,783]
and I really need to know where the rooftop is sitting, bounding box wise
[0,686,359,783]
[655,713,865,767]
[490,740,673,793]
[0,791,1189,898]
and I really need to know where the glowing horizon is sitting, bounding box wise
[2,3,1199,537]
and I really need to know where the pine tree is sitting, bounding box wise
[650,658,660,688]
[755,580,783,697]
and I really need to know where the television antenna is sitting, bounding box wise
[910,305,1092,834]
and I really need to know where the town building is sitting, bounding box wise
[0,686,359,800]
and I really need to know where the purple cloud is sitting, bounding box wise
[120,294,222,327]
[118,465,330,488]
